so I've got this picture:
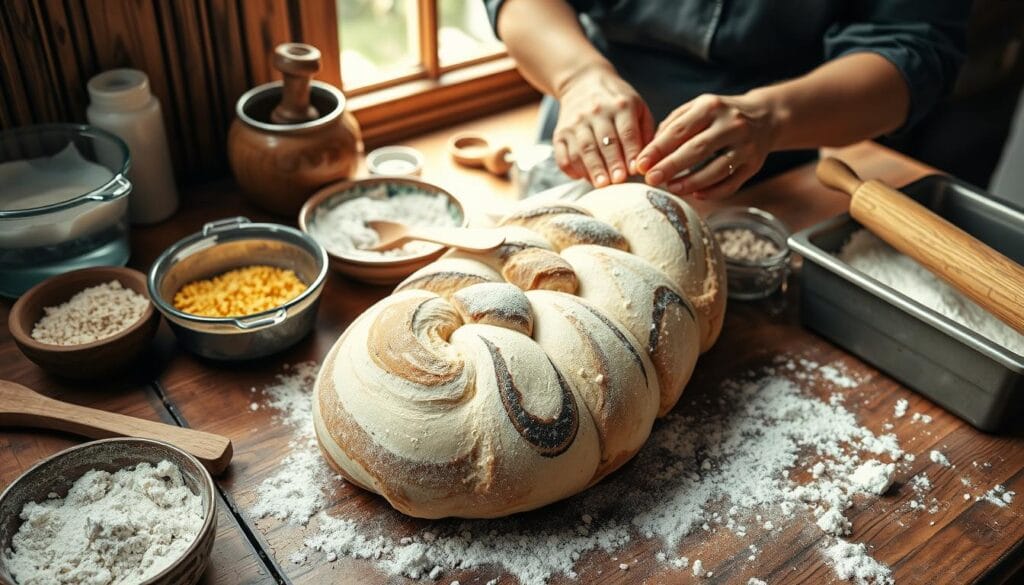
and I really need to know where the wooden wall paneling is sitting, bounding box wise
[156,0,225,178]
[206,0,252,136]
[0,1,65,123]
[0,7,31,128]
[39,0,98,124]
[289,0,342,89]
[83,0,185,176]
[238,0,292,85]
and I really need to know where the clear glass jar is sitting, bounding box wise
[707,206,791,300]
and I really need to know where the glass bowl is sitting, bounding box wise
[707,206,791,300]
[0,124,132,297]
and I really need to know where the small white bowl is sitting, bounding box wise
[298,177,467,285]
[366,146,425,177]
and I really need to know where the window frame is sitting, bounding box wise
[313,0,538,147]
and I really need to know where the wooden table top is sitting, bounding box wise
[2,103,1023,585]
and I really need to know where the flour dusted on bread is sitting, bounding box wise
[313,184,727,518]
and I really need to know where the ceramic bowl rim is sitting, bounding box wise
[298,176,469,268]
[235,80,345,134]
[0,437,217,585]
[8,266,157,354]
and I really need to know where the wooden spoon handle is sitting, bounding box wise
[0,380,233,475]
[817,157,1024,335]
[405,226,507,252]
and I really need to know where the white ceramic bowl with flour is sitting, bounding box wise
[299,177,467,285]
[0,125,133,297]
[0,437,217,585]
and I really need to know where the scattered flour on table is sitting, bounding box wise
[839,229,1024,355]
[929,450,952,468]
[250,358,903,583]
[308,187,459,259]
[248,361,336,526]
[893,399,908,419]
[249,358,1019,584]
[825,539,894,585]
[4,460,203,585]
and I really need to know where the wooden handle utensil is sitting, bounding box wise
[817,157,1024,335]
[364,220,506,252]
[0,379,233,475]
[448,132,513,177]
[271,43,322,124]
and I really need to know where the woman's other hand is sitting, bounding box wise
[553,64,655,187]
[636,93,780,200]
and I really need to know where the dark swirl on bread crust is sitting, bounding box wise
[481,337,578,457]
[648,285,695,355]
[646,190,692,260]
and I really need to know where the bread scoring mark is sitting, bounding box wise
[573,300,648,386]
[397,271,492,294]
[368,297,463,386]
[647,285,694,355]
[646,190,692,260]
[480,336,578,457]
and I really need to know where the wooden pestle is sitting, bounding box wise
[271,42,322,124]
[0,379,233,475]
[817,157,1024,335]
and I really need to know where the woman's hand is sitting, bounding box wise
[553,64,655,187]
[636,93,780,200]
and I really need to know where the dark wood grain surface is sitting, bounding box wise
[2,105,1023,584]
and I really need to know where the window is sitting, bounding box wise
[330,0,537,145]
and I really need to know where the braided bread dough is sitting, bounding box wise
[314,184,726,518]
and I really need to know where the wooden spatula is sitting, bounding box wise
[817,157,1024,335]
[364,220,506,252]
[0,379,233,475]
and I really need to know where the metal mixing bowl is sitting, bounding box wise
[0,438,217,585]
[147,217,328,360]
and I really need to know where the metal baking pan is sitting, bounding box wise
[789,174,1024,431]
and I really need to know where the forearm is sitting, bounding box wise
[496,0,612,97]
[750,52,911,151]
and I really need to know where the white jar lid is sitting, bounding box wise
[88,69,152,110]
[366,146,424,177]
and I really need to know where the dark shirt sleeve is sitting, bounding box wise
[823,0,970,131]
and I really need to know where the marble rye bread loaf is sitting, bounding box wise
[313,183,727,519]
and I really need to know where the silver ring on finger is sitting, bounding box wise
[721,149,737,175]
[602,135,615,147]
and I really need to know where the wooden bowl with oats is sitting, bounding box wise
[8,266,161,380]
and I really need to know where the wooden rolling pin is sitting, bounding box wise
[0,379,233,475]
[817,157,1024,335]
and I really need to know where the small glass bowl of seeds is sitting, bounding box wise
[707,207,791,300]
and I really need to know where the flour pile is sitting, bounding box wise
[249,358,932,584]
[839,229,1024,355]
[4,460,203,585]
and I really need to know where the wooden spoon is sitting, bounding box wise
[364,220,506,252]
[817,157,1024,334]
[0,379,233,475]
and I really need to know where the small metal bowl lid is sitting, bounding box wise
[147,216,328,330]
